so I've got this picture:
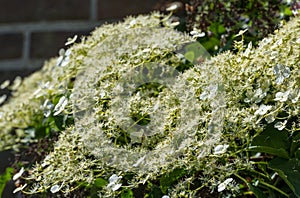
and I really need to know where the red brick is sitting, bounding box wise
[0,33,23,59]
[30,31,90,59]
[0,0,90,23]
[97,0,158,19]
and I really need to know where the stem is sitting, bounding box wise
[259,180,289,197]
[235,172,288,198]
[234,173,248,184]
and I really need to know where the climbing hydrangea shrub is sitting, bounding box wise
[0,12,197,152]
[0,13,299,197]
[21,13,225,196]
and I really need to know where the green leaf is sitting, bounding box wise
[269,158,300,197]
[160,168,186,194]
[76,178,108,197]
[35,126,48,139]
[209,23,226,35]
[248,146,289,159]
[148,185,163,198]
[93,178,107,188]
[290,132,300,157]
[0,167,13,195]
[217,24,226,34]
[53,115,66,130]
[202,37,220,51]
[284,7,293,16]
[296,149,300,160]
[249,125,290,158]
[247,183,267,198]
[121,189,134,198]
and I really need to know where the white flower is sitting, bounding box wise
[274,90,290,102]
[13,184,27,194]
[50,184,61,193]
[43,99,54,117]
[56,48,71,67]
[13,167,25,180]
[111,183,122,191]
[53,96,68,116]
[290,88,300,103]
[11,76,22,91]
[0,94,7,105]
[217,178,233,192]
[107,174,122,191]
[166,4,178,12]
[274,120,287,131]
[273,64,290,85]
[245,88,267,103]
[244,88,267,103]
[129,19,137,27]
[33,87,42,97]
[254,104,272,116]
[190,30,205,38]
[162,196,170,198]
[109,174,122,184]
[0,80,10,89]
[41,155,51,168]
[65,35,78,46]
[166,21,180,27]
[235,29,248,37]
[213,144,229,155]
[243,42,252,57]
[253,88,267,103]
[265,112,276,123]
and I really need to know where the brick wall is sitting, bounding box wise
[0,0,161,83]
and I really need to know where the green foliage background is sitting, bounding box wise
[185,0,298,54]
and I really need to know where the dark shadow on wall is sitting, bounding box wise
[0,70,37,97]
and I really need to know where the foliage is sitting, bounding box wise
[0,167,13,195]
[185,0,300,54]
[0,13,299,197]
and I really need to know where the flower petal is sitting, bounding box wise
[13,167,25,181]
